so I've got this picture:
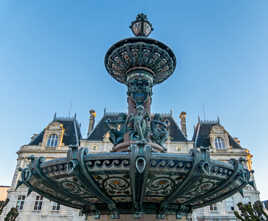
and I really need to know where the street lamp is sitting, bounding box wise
[130,13,153,37]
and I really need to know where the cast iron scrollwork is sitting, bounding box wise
[146,176,175,196]
[103,176,130,195]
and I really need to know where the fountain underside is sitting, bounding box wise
[19,146,251,218]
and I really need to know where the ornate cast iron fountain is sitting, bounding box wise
[18,14,253,219]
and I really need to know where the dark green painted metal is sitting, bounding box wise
[19,161,80,209]
[129,144,139,210]
[75,148,118,216]
[182,159,240,206]
[104,38,176,85]
[193,183,248,209]
[130,13,153,37]
[18,147,251,217]
[158,149,200,214]
[32,157,91,206]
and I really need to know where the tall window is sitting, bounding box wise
[226,197,235,212]
[215,137,225,150]
[243,196,251,204]
[46,134,58,147]
[210,203,217,211]
[51,201,60,211]
[16,195,25,210]
[34,195,43,211]
[92,145,98,151]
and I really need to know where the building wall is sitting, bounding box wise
[0,186,9,201]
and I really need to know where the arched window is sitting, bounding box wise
[215,137,225,150]
[46,134,58,147]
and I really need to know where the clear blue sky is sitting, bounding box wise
[0,1,267,200]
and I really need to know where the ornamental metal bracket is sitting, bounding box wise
[71,147,119,218]
[158,148,203,215]
[18,156,81,209]
[32,157,91,207]
[129,143,151,212]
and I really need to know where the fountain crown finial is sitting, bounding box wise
[130,13,153,37]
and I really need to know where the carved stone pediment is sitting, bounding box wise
[210,125,224,134]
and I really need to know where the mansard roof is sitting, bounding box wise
[87,112,187,142]
[192,120,242,149]
[29,116,82,146]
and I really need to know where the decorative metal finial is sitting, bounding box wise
[130,13,153,37]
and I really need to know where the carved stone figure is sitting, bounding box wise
[151,114,168,150]
[127,105,150,142]
[105,113,127,145]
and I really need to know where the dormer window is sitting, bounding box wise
[215,137,225,150]
[42,122,65,148]
[46,134,58,147]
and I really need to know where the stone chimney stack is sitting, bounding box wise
[87,109,96,137]
[179,111,187,138]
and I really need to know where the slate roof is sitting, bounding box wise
[87,112,187,142]
[192,120,242,149]
[29,117,82,146]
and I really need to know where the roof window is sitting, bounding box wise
[46,134,58,147]
[215,137,225,150]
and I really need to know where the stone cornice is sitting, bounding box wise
[17,149,68,155]
[211,151,247,157]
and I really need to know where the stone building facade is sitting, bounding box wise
[0,112,259,221]
[0,186,10,201]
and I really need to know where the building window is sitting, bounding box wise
[210,203,217,211]
[243,196,251,204]
[215,137,225,150]
[92,145,98,151]
[34,195,43,211]
[16,195,25,210]
[51,201,60,211]
[226,197,234,212]
[46,134,58,147]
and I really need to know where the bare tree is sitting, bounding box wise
[4,208,19,221]
[0,198,19,221]
[0,199,9,215]
[234,201,268,221]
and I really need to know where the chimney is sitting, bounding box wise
[179,111,187,138]
[87,109,96,136]
[234,137,240,144]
